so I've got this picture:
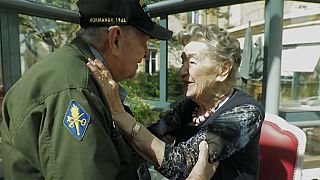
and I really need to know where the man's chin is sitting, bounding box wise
[128,72,137,79]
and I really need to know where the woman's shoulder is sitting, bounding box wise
[226,89,265,114]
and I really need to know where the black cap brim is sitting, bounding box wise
[134,22,173,40]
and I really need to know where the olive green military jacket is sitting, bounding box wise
[1,37,140,179]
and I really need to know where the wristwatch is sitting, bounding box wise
[130,121,142,141]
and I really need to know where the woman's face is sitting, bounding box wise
[179,41,220,100]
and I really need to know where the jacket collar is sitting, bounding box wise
[70,36,95,62]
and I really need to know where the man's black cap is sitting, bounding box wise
[77,0,173,40]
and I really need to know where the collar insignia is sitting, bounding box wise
[138,0,150,15]
[139,0,144,6]
[63,100,90,140]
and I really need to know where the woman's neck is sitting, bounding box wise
[196,88,233,114]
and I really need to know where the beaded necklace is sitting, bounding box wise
[191,89,233,126]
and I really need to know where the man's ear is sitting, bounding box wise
[107,26,121,56]
[216,60,233,82]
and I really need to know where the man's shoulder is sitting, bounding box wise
[39,44,86,70]
[4,45,91,108]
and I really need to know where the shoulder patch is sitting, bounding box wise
[63,100,90,140]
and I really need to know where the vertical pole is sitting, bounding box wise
[159,15,168,102]
[261,0,284,115]
[292,72,300,100]
[1,11,21,93]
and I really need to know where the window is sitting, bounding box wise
[145,50,157,75]
[144,50,157,75]
[280,1,320,169]
[19,15,79,74]
[24,0,78,11]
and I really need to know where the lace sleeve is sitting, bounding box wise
[148,100,188,138]
[156,104,263,179]
[207,104,263,161]
[157,128,207,179]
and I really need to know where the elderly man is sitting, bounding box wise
[1,0,216,179]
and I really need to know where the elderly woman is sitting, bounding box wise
[87,24,265,179]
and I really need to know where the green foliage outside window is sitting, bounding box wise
[120,67,184,125]
[121,67,184,102]
[124,96,161,126]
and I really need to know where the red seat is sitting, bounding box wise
[259,113,306,180]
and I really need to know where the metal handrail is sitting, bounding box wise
[148,0,256,17]
[0,0,259,22]
[0,0,79,23]
[290,120,320,128]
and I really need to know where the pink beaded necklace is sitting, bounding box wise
[191,89,233,126]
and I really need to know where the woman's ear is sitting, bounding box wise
[107,26,121,56]
[216,60,233,82]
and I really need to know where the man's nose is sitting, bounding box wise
[179,64,188,77]
[144,47,149,58]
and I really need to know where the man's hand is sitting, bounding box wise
[187,141,219,180]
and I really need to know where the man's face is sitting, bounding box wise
[114,27,150,81]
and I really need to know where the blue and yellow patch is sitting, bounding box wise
[63,100,90,140]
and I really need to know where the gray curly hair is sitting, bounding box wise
[178,24,241,83]
[76,26,133,47]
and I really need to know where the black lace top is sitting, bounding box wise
[148,90,265,179]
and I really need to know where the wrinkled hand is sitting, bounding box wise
[187,141,219,180]
[86,58,125,114]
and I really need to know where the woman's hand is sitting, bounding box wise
[86,58,125,114]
